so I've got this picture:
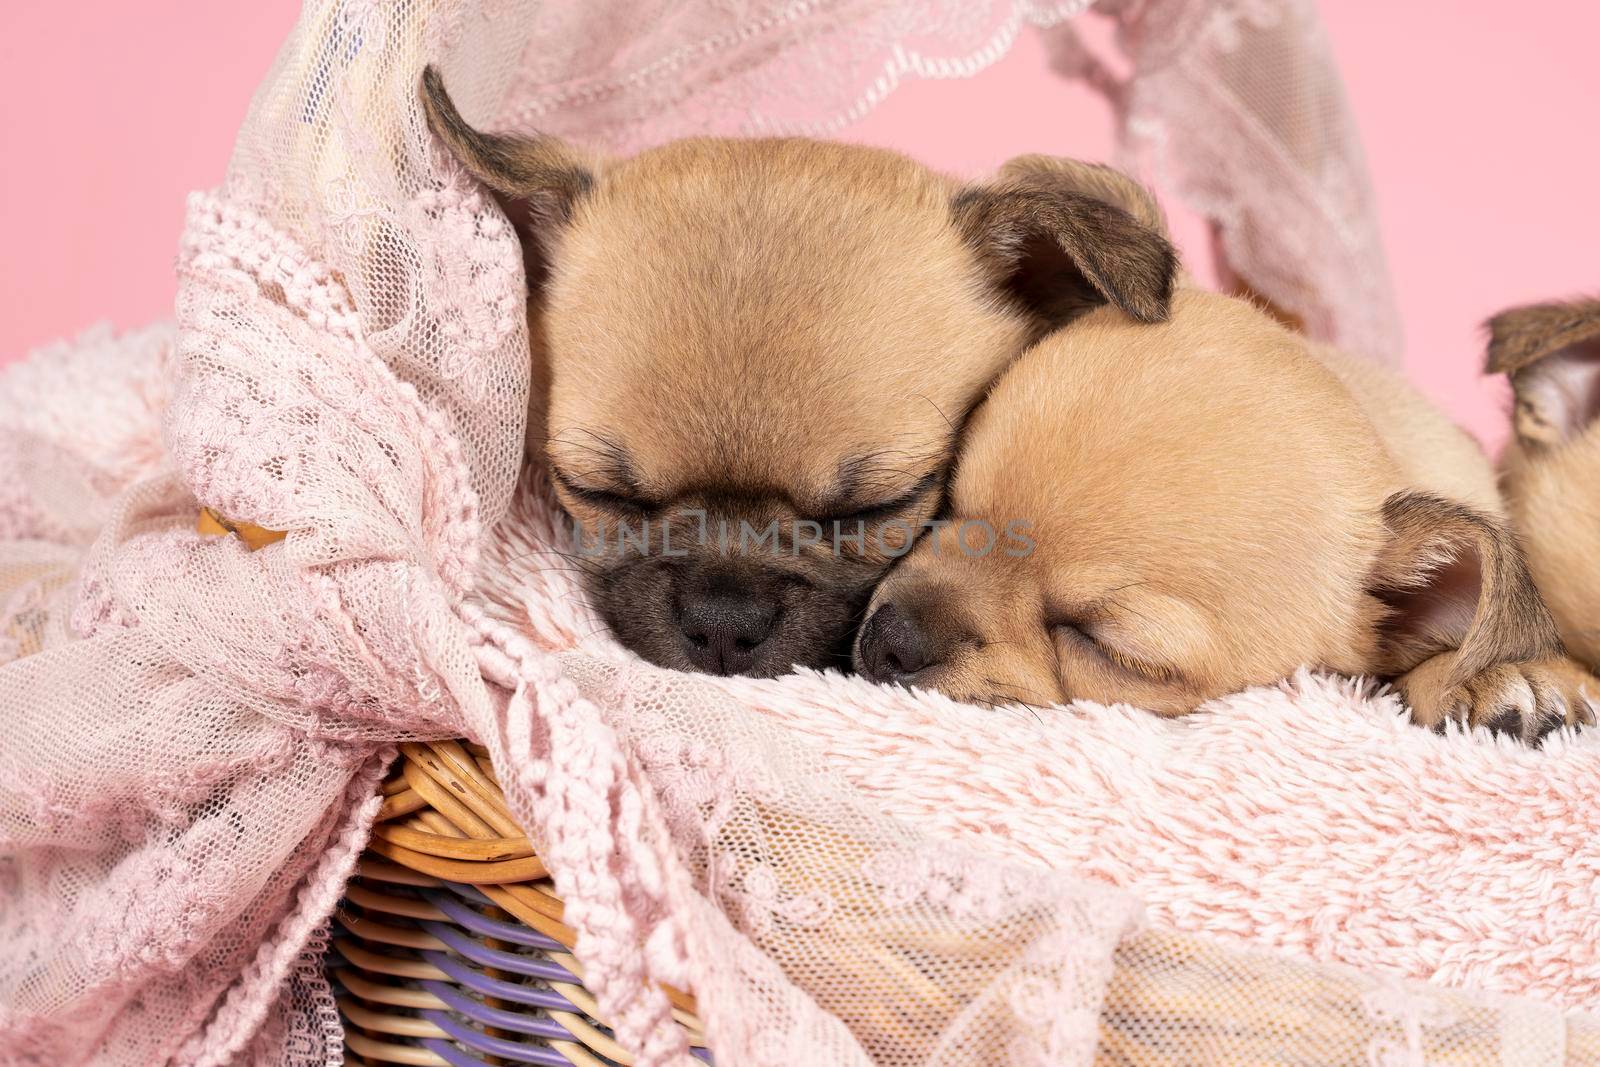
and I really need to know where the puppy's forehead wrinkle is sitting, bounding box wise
[606,371,960,496]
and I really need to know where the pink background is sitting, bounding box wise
[2,4,1596,449]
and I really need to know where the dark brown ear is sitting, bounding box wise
[420,65,595,228]
[1367,490,1563,680]
[953,159,1177,329]
[1485,298,1600,449]
[996,155,1169,235]
[422,66,593,463]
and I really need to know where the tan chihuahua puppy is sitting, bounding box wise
[422,70,1177,678]
[1489,298,1600,669]
[856,180,1596,741]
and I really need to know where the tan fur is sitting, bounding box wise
[545,136,1024,505]
[1491,298,1600,669]
[858,288,1597,742]
[421,69,1177,676]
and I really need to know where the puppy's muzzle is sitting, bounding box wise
[858,603,945,685]
[675,583,780,676]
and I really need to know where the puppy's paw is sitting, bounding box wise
[1396,653,1598,744]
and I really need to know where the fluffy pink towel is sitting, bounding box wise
[727,668,1600,1010]
[483,482,1600,1017]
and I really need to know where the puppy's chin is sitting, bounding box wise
[590,561,863,678]
[852,651,1058,711]
[903,667,1028,709]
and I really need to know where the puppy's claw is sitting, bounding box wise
[1483,706,1522,740]
[1529,709,1568,746]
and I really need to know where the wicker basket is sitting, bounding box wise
[330,740,708,1066]
[332,743,1600,1066]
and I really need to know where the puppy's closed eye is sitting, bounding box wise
[1051,617,1180,686]
[551,469,655,514]
[817,471,941,524]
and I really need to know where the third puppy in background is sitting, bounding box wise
[1489,298,1600,670]
[856,172,1597,743]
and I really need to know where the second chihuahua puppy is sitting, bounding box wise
[857,184,1596,741]
[1488,298,1600,669]
[423,70,1176,677]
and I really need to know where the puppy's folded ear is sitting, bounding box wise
[1366,490,1562,680]
[1485,298,1600,449]
[995,155,1170,236]
[421,66,597,460]
[420,65,596,234]
[953,158,1177,329]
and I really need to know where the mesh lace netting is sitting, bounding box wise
[2,1,1584,1065]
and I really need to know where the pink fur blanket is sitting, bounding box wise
[484,472,1600,1016]
[767,671,1600,1004]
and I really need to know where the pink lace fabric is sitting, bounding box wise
[0,1,1567,1065]
[1044,0,1403,362]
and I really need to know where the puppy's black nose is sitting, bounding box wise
[858,603,939,684]
[677,588,779,675]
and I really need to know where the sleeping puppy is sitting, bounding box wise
[421,69,1177,677]
[1488,298,1600,669]
[856,185,1596,741]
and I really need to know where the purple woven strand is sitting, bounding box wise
[420,955,582,1012]
[422,981,575,1041]
[420,925,580,982]
[424,888,567,951]
[419,1037,497,1067]
[422,1013,576,1065]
